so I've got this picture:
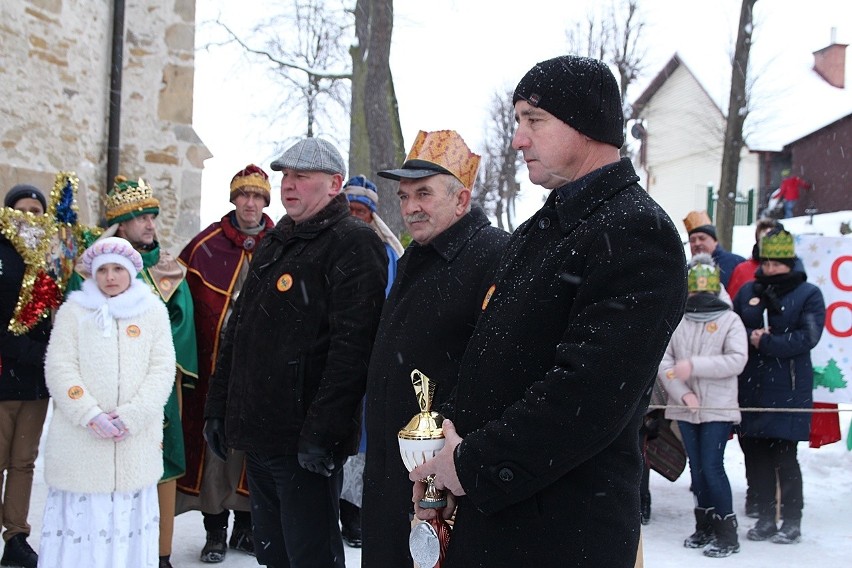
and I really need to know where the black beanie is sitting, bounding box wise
[513,55,625,148]
[4,184,47,211]
[688,224,717,241]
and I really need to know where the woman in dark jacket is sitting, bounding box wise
[733,227,825,546]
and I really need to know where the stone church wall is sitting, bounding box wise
[0,0,208,251]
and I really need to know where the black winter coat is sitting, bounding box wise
[361,207,508,568]
[733,267,825,441]
[0,238,51,400]
[446,159,687,567]
[205,195,387,456]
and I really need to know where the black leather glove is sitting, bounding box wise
[297,441,335,477]
[203,418,227,461]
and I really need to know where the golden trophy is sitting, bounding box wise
[398,369,446,508]
[399,369,451,568]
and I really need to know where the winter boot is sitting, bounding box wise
[200,528,228,563]
[744,496,759,519]
[746,516,777,541]
[229,526,256,556]
[771,519,801,544]
[703,513,741,558]
[339,499,363,548]
[0,534,38,568]
[684,507,715,548]
[640,493,651,525]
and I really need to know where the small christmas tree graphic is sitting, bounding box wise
[812,359,847,392]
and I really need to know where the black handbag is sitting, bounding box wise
[643,417,687,482]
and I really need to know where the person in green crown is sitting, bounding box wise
[66,176,198,568]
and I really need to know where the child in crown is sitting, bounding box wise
[39,237,176,568]
[659,253,748,558]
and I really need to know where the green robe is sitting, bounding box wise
[65,244,198,481]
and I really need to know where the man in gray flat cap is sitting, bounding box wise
[205,137,387,568]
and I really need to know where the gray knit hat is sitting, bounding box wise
[270,138,346,177]
[513,55,625,148]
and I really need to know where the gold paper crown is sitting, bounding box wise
[759,229,796,259]
[688,263,721,293]
[105,175,160,225]
[683,210,713,234]
[407,130,481,189]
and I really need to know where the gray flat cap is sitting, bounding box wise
[270,138,346,177]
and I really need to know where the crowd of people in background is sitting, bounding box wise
[0,52,833,568]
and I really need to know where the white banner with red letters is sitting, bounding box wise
[796,235,852,404]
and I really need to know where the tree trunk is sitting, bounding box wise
[717,0,756,251]
[349,0,405,236]
[348,0,370,182]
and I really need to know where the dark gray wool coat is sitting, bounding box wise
[446,158,687,567]
[205,194,387,456]
[361,206,508,568]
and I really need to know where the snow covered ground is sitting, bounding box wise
[25,212,852,567]
[25,407,852,567]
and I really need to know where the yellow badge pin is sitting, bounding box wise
[277,273,293,292]
[68,385,84,399]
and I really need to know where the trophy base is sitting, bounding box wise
[418,496,447,509]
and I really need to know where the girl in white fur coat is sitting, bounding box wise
[39,237,176,568]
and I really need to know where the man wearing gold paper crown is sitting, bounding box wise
[409,56,687,567]
[360,130,508,567]
[66,176,198,568]
[204,138,386,568]
[0,185,52,568]
[683,210,745,289]
[175,164,275,563]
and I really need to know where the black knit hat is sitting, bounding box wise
[513,55,625,148]
[689,224,717,241]
[4,184,47,211]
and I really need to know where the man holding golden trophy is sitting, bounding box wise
[360,130,507,568]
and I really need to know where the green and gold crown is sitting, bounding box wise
[688,262,721,293]
[104,175,160,226]
[759,229,795,260]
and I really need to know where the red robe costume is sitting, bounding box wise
[176,212,274,496]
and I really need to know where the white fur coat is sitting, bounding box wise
[43,279,176,493]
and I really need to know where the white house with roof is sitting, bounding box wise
[631,27,852,238]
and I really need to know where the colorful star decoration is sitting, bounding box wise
[0,172,102,334]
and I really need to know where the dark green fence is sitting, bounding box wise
[707,186,755,226]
